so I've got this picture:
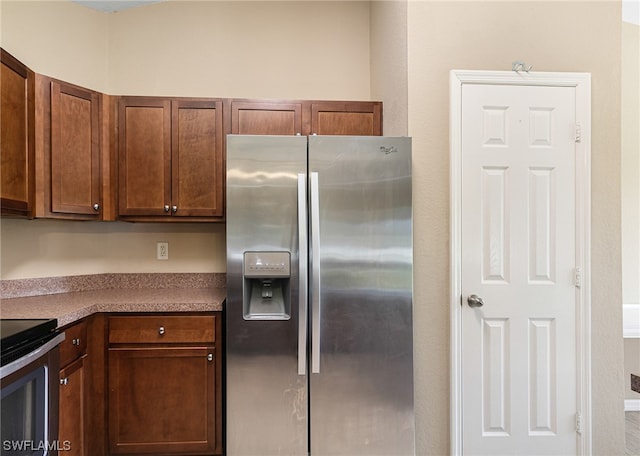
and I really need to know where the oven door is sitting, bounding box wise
[1,333,64,456]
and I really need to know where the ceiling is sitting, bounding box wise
[72,0,165,13]
[73,0,640,24]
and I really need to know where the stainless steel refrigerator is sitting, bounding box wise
[225,135,414,456]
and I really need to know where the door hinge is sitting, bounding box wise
[575,412,582,434]
[574,123,582,143]
[574,267,582,288]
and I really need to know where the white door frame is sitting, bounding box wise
[449,70,592,455]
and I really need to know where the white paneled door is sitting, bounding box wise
[461,83,578,455]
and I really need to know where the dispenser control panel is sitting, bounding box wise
[243,251,291,278]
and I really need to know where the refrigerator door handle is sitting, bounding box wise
[310,172,321,374]
[297,173,308,376]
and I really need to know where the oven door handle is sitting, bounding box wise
[0,333,65,380]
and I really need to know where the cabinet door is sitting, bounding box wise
[119,97,171,216]
[1,49,35,217]
[51,81,101,217]
[108,347,217,455]
[172,100,224,217]
[59,355,87,456]
[231,101,302,135]
[310,101,382,136]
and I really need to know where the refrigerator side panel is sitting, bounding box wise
[226,135,308,456]
[308,136,415,455]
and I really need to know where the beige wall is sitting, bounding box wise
[0,219,226,278]
[107,1,371,99]
[370,1,408,137]
[0,0,371,99]
[406,1,624,454]
[0,0,109,92]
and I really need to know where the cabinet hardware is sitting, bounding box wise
[158,326,165,335]
[207,354,214,362]
[72,338,81,346]
[171,205,177,213]
[60,377,68,385]
[93,203,100,211]
[164,205,170,212]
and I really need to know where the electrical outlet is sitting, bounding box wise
[157,242,169,260]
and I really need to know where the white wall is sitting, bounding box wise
[622,15,640,405]
[622,21,640,308]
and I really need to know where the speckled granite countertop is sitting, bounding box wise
[0,273,226,328]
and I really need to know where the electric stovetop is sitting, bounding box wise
[0,319,58,366]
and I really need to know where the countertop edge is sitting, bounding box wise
[1,287,226,328]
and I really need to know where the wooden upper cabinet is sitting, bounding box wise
[231,100,302,135]
[37,78,102,219]
[1,49,35,217]
[310,101,382,136]
[172,99,224,217]
[1,50,110,221]
[118,97,224,220]
[230,99,382,137]
[118,97,171,217]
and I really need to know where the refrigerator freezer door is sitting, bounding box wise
[308,136,415,455]
[226,135,308,455]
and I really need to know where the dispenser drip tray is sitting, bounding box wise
[245,279,289,320]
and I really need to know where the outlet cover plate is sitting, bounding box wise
[157,242,169,260]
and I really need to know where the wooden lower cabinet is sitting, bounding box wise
[59,355,87,455]
[59,319,89,456]
[107,314,222,456]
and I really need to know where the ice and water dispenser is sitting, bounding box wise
[242,251,291,320]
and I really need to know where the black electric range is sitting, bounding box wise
[0,319,59,366]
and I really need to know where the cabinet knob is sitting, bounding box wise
[60,378,68,385]
[208,353,214,362]
[72,338,81,346]
[93,203,100,211]
[164,205,170,212]
[158,326,165,335]
[171,205,177,213]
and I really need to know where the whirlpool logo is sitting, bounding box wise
[380,145,398,155]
